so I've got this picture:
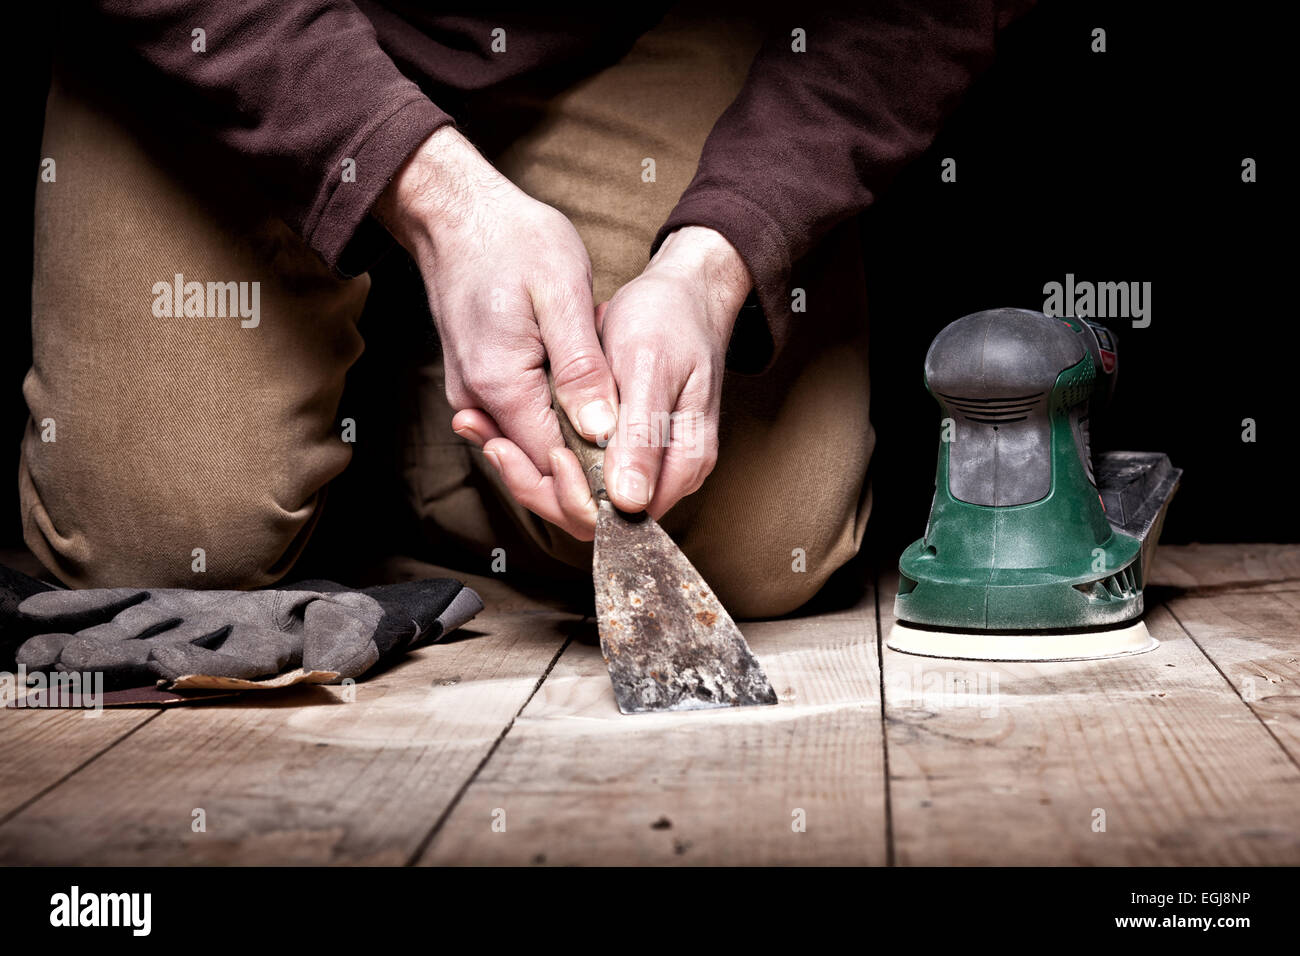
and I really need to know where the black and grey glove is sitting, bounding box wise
[0,562,56,671]
[11,574,482,689]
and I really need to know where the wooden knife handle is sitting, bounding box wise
[548,374,608,500]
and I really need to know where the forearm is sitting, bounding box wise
[87,0,452,273]
[374,126,512,259]
[657,0,1037,365]
[646,226,753,344]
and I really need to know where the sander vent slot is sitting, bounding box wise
[1073,565,1139,603]
[936,391,1044,425]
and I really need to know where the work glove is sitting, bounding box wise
[11,575,483,690]
[0,562,56,671]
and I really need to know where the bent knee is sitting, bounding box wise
[685,534,861,620]
[20,429,336,589]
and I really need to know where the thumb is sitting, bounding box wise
[535,283,619,443]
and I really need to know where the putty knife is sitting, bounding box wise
[551,384,777,714]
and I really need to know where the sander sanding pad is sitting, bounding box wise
[886,619,1157,663]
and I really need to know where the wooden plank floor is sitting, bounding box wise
[1,544,1297,865]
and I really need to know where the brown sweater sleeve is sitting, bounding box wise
[654,0,1037,370]
[87,0,454,275]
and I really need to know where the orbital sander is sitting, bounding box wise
[888,308,1181,662]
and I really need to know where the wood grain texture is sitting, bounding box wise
[1159,545,1300,764]
[0,708,156,821]
[1149,543,1300,592]
[1169,590,1300,762]
[420,587,885,865]
[0,591,577,864]
[880,569,1300,865]
[2,545,1297,865]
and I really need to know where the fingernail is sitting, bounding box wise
[577,400,617,440]
[615,467,650,506]
[454,425,484,446]
[483,449,503,474]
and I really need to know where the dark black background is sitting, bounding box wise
[860,1,1289,552]
[8,864,1290,941]
[3,2,1291,566]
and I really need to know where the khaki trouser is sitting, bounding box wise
[22,7,873,617]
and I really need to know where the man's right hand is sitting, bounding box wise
[375,127,617,540]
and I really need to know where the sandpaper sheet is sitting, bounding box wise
[5,668,339,709]
[168,668,338,690]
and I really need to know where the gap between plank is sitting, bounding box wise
[0,710,164,829]
[1164,600,1300,775]
[874,566,897,867]
[404,630,576,866]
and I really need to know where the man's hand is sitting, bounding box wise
[375,127,618,539]
[474,225,750,534]
[597,226,752,517]
[437,225,749,539]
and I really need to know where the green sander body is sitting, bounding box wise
[894,308,1181,639]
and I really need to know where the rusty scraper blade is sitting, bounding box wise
[592,501,778,714]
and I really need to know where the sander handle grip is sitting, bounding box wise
[548,371,608,500]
